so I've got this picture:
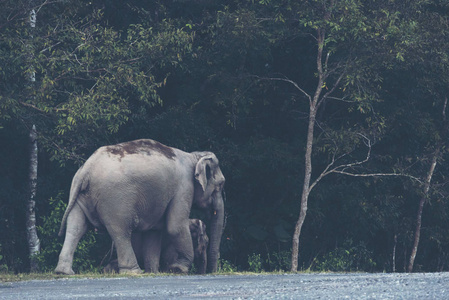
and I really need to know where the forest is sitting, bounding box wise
[1,0,449,274]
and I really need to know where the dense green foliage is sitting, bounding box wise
[1,0,449,273]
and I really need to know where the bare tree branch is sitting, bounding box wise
[308,134,423,193]
[19,101,67,112]
[321,71,345,103]
[326,96,353,102]
[330,170,422,182]
[253,75,312,103]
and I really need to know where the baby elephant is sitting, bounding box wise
[104,219,209,274]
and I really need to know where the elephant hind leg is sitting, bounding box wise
[105,226,142,274]
[103,259,119,273]
[55,204,88,275]
[141,230,162,273]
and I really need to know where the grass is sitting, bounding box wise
[0,270,293,283]
[0,271,163,283]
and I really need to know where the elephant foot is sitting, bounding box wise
[144,267,159,274]
[168,263,189,274]
[54,265,75,275]
[119,267,143,275]
[103,259,119,274]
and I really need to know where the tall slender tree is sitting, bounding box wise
[25,1,40,272]
[255,0,422,271]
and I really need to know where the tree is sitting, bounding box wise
[25,0,40,272]
[369,0,449,272]
[255,0,423,271]
[1,0,194,163]
[405,2,449,270]
[26,124,40,271]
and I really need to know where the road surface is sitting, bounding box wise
[1,272,448,299]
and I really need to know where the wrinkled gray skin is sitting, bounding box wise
[162,219,209,274]
[104,219,209,274]
[55,139,225,275]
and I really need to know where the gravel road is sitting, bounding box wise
[1,272,448,299]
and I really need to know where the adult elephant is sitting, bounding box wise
[103,219,209,274]
[55,139,225,274]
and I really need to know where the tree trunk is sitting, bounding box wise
[290,28,326,272]
[407,151,438,272]
[26,124,40,271]
[290,106,317,272]
[25,3,40,272]
[392,233,397,273]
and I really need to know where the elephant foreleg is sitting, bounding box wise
[166,221,194,273]
[196,249,207,274]
[55,204,88,275]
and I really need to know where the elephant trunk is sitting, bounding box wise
[207,191,224,273]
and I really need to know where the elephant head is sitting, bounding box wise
[194,153,225,273]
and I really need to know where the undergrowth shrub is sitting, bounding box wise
[218,258,237,272]
[267,250,291,271]
[248,253,262,272]
[314,239,376,272]
[0,243,8,273]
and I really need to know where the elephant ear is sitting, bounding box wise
[195,155,212,191]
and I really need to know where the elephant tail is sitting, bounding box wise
[58,167,88,237]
